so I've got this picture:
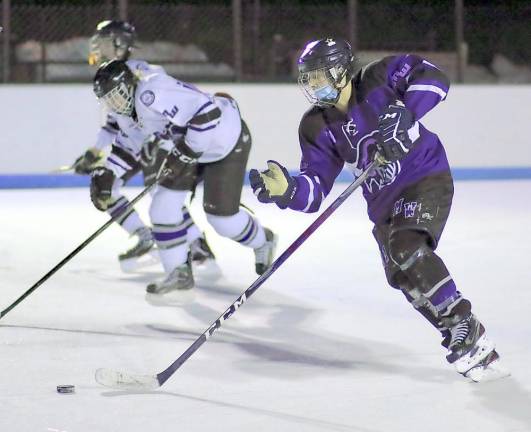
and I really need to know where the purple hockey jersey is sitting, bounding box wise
[287,54,452,224]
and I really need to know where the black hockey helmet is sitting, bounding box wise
[93,59,137,115]
[297,37,357,106]
[89,20,137,66]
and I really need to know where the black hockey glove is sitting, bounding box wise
[73,148,104,175]
[141,136,201,184]
[377,101,415,162]
[249,160,297,208]
[139,136,160,169]
[90,167,115,211]
[158,138,202,177]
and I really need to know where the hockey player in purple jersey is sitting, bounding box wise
[249,37,509,382]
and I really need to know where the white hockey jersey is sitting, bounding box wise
[103,64,243,178]
[134,73,243,163]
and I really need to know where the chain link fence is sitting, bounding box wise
[1,0,530,84]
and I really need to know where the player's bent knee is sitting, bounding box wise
[148,187,188,224]
[389,230,433,271]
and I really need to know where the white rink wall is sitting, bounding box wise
[0,84,530,174]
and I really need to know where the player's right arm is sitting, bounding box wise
[73,114,118,174]
[104,130,141,180]
[250,111,344,213]
[90,130,140,211]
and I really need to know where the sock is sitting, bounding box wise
[107,196,146,235]
[206,209,265,249]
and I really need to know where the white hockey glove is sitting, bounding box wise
[249,160,297,208]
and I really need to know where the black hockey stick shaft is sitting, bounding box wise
[0,179,159,320]
[155,159,381,386]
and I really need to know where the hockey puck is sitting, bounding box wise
[56,385,75,394]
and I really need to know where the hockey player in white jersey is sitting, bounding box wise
[91,59,277,300]
[73,20,216,272]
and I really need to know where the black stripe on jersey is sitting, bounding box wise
[189,107,221,126]
[407,66,449,89]
[103,125,118,134]
[105,119,120,133]
[111,144,138,167]
[354,57,389,102]
[159,123,187,140]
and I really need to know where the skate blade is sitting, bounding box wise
[119,251,160,273]
[467,358,511,383]
[193,259,222,281]
[145,289,195,306]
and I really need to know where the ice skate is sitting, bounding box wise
[446,314,500,378]
[253,228,277,275]
[465,350,510,382]
[118,227,158,273]
[190,235,222,280]
[145,261,195,305]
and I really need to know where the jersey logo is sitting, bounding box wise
[391,63,412,85]
[393,198,404,216]
[404,201,418,218]
[140,90,155,106]
[162,105,179,118]
[365,162,401,194]
[342,119,358,138]
[325,38,336,46]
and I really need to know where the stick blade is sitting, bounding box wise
[50,165,74,173]
[95,368,160,391]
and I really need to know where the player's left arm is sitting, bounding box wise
[250,115,344,213]
[387,54,450,121]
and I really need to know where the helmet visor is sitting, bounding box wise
[100,82,134,115]
[298,67,339,106]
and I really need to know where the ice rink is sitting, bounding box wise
[1,180,530,432]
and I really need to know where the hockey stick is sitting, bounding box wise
[95,158,382,391]
[50,164,76,174]
[0,165,168,320]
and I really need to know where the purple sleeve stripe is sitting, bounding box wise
[189,124,217,132]
[192,101,214,117]
[108,157,130,172]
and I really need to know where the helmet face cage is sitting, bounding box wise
[100,81,135,116]
[298,61,350,107]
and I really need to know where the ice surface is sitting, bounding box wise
[1,181,530,432]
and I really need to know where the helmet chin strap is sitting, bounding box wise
[333,80,353,113]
